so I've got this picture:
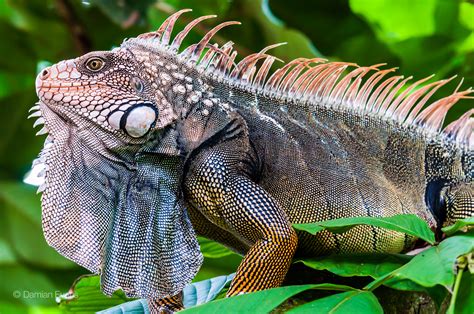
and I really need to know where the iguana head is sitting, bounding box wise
[34,47,178,143]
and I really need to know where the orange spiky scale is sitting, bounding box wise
[138,8,191,41]
[200,43,219,68]
[354,66,389,109]
[238,43,286,84]
[244,66,257,83]
[340,66,374,106]
[253,56,276,88]
[189,21,241,62]
[161,9,193,45]
[362,68,397,111]
[319,65,350,104]
[231,53,270,79]
[279,61,312,93]
[371,75,404,112]
[414,91,473,130]
[291,59,329,95]
[202,43,235,71]
[290,58,328,92]
[385,75,435,117]
[214,41,235,72]
[364,72,396,111]
[304,63,348,100]
[265,58,308,91]
[328,66,365,104]
[222,50,238,74]
[376,76,412,114]
[444,109,474,138]
[171,15,217,51]
[396,78,453,122]
[404,77,457,124]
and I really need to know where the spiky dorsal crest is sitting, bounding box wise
[125,9,474,150]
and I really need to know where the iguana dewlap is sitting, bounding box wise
[30,9,473,312]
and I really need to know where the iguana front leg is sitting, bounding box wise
[184,143,298,296]
[148,292,183,313]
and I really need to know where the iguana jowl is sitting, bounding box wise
[30,9,473,312]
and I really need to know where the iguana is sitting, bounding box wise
[29,9,473,313]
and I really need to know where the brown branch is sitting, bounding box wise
[55,0,92,54]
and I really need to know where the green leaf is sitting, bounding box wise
[181,284,355,313]
[368,232,474,290]
[299,253,447,307]
[349,0,437,43]
[294,214,435,244]
[183,273,234,308]
[459,2,474,31]
[288,290,383,314]
[453,272,474,314]
[97,299,148,314]
[394,233,474,288]
[58,275,133,313]
[442,217,474,236]
[198,237,235,259]
[299,254,411,281]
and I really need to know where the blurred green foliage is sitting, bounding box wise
[0,0,472,313]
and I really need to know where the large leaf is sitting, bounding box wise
[288,290,383,314]
[442,217,474,236]
[198,237,235,259]
[293,214,435,244]
[181,284,355,313]
[299,254,420,291]
[183,273,234,308]
[299,253,447,307]
[367,232,474,289]
[299,254,412,279]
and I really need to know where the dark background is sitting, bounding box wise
[0,0,472,312]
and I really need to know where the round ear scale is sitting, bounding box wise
[116,103,158,138]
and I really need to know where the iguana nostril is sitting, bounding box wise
[41,69,50,79]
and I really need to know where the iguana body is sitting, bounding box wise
[30,10,473,312]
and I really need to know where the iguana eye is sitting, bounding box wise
[85,57,104,71]
[132,77,144,92]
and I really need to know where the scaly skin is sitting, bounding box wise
[31,10,473,312]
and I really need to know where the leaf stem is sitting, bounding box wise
[363,270,395,291]
[446,256,467,314]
